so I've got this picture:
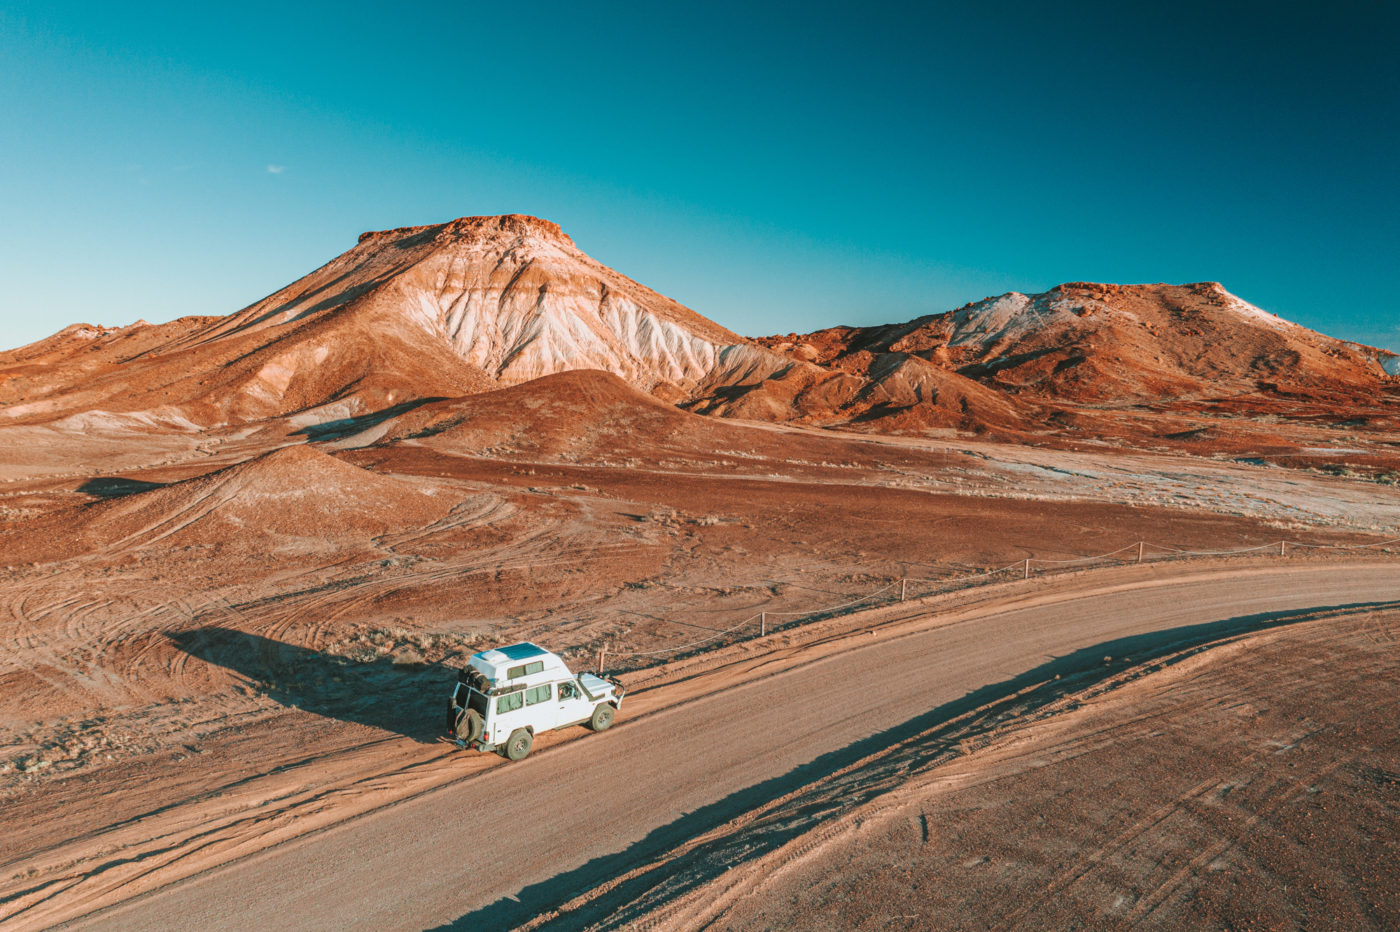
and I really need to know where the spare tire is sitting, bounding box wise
[454,708,485,743]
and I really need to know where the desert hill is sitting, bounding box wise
[2,216,1396,445]
[369,369,705,457]
[191,215,759,390]
[0,215,783,429]
[760,282,1398,407]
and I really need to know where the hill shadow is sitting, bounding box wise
[437,598,1400,930]
[78,477,166,499]
[169,626,451,743]
[292,397,448,441]
[956,345,1059,379]
[849,400,915,424]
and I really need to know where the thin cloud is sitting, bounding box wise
[266,164,287,174]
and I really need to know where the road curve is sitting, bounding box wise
[75,562,1400,931]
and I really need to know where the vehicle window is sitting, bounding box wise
[506,660,546,679]
[525,684,552,706]
[559,682,575,700]
[496,691,524,715]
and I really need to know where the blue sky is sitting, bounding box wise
[2,1,1397,351]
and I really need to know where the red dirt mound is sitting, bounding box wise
[3,445,461,562]
[372,369,743,461]
[694,349,1028,435]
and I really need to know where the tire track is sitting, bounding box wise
[1123,757,1352,924]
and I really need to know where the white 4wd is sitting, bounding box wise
[446,642,624,761]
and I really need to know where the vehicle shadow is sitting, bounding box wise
[169,626,452,744]
[436,598,1400,930]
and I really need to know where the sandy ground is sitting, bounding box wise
[628,605,1400,931]
[2,410,1399,929]
[33,562,1400,930]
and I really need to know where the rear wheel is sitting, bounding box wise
[589,704,616,732]
[504,728,533,761]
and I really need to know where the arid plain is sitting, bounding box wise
[2,216,1398,929]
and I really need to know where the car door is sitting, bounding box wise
[556,679,589,726]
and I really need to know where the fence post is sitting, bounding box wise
[900,579,906,602]
[760,612,766,637]
[1137,541,1144,563]
[1280,540,1287,557]
[1023,558,1030,580]
[597,644,607,675]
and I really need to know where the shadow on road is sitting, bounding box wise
[169,626,452,744]
[437,598,1400,930]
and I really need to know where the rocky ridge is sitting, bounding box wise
[1,217,1396,441]
[750,281,1397,430]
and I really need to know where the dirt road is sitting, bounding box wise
[70,562,1400,930]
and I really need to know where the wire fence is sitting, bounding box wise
[597,535,1400,669]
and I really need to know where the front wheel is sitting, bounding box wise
[589,704,616,732]
[504,728,534,761]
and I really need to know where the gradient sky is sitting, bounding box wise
[2,1,1397,352]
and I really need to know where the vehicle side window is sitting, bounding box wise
[506,660,546,679]
[559,682,576,701]
[525,684,552,706]
[496,691,524,715]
